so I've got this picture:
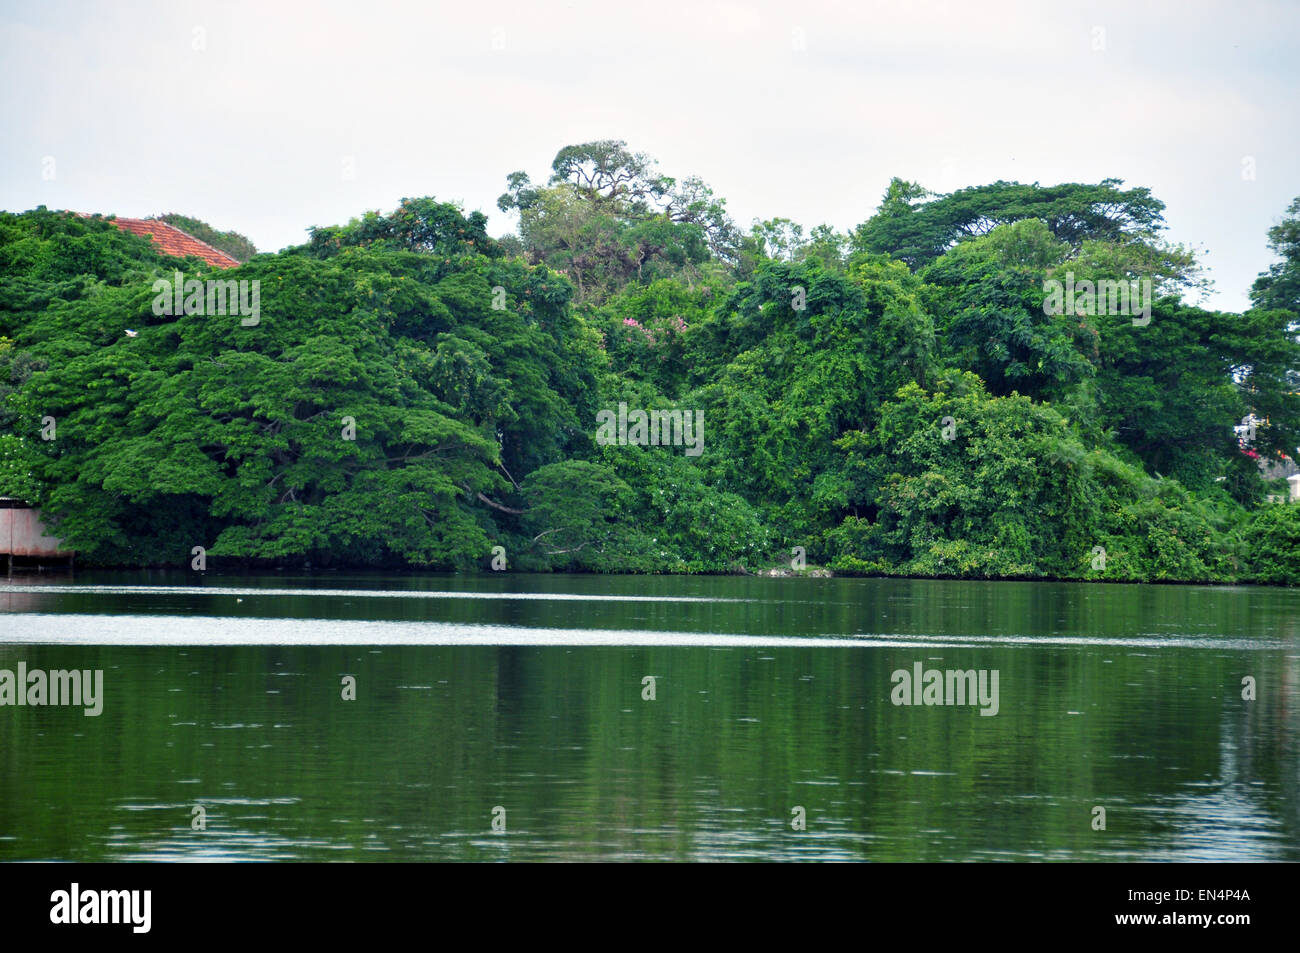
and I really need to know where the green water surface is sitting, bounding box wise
[1,573,1296,861]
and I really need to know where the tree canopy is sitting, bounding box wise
[2,152,1298,583]
[853,177,1170,268]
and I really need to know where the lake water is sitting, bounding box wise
[1,572,1297,861]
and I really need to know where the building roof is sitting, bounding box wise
[87,215,240,269]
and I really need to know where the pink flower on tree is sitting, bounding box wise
[623,316,655,344]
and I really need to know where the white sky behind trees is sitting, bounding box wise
[2,0,1297,312]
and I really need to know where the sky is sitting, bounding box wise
[2,0,1298,312]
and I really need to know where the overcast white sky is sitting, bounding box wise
[3,0,1297,311]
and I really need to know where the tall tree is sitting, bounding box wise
[1250,195,1300,316]
[854,177,1168,268]
[497,141,735,303]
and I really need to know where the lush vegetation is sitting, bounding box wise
[2,140,1298,582]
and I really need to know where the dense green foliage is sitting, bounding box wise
[852,177,1169,268]
[1251,196,1300,316]
[2,145,1298,582]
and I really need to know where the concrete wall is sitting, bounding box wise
[1,506,70,557]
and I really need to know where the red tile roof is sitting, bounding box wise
[92,215,240,269]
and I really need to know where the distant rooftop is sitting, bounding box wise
[79,214,240,269]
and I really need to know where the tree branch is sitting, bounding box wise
[476,491,524,515]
